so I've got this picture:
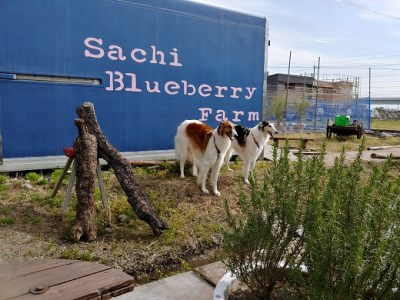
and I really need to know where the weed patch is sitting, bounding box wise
[0,217,16,226]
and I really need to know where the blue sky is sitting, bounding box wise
[193,0,400,98]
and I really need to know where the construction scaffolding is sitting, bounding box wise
[265,73,369,131]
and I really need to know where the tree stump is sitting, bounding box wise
[71,119,98,242]
[76,102,168,235]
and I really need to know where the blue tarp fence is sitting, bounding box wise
[266,97,370,131]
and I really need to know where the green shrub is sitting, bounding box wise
[222,139,400,299]
[304,141,400,299]
[223,144,322,298]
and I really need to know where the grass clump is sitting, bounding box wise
[25,172,48,185]
[0,174,7,185]
[0,216,16,226]
[222,138,400,299]
[0,174,9,192]
[60,248,96,261]
[31,194,63,208]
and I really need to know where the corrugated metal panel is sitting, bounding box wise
[0,0,267,160]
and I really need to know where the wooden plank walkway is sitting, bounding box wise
[0,259,134,300]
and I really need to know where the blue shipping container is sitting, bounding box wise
[0,0,268,160]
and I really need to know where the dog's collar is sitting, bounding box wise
[252,133,260,148]
[213,135,221,155]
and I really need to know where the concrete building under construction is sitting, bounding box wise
[266,73,355,102]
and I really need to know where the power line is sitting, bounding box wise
[338,0,400,21]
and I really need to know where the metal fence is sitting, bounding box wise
[371,108,400,120]
[265,97,371,131]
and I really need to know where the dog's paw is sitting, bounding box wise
[227,167,233,172]
[244,179,250,185]
[202,188,210,195]
[213,190,221,197]
[180,174,185,178]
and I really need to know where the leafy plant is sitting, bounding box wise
[267,95,286,124]
[303,140,400,299]
[222,138,400,299]
[293,97,310,123]
[222,144,323,298]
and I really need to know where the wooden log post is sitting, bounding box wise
[76,102,168,235]
[71,119,98,242]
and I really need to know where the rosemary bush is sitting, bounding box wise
[223,144,319,299]
[304,140,400,299]
[222,139,400,299]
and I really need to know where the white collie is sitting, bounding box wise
[174,120,237,196]
[225,121,278,184]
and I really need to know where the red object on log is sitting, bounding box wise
[63,147,75,158]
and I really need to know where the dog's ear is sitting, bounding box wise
[218,122,224,136]
[259,121,269,130]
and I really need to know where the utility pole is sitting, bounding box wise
[284,50,291,133]
[354,76,359,121]
[369,67,371,100]
[313,57,320,131]
[368,67,371,128]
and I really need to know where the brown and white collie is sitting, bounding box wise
[174,120,237,196]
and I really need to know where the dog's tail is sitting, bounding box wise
[174,120,199,161]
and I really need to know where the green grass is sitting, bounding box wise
[0,175,7,185]
[371,119,400,130]
[24,172,48,185]
[275,132,400,153]
[276,119,400,154]
[0,217,16,226]
[59,249,97,261]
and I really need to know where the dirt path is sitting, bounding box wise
[324,146,400,167]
